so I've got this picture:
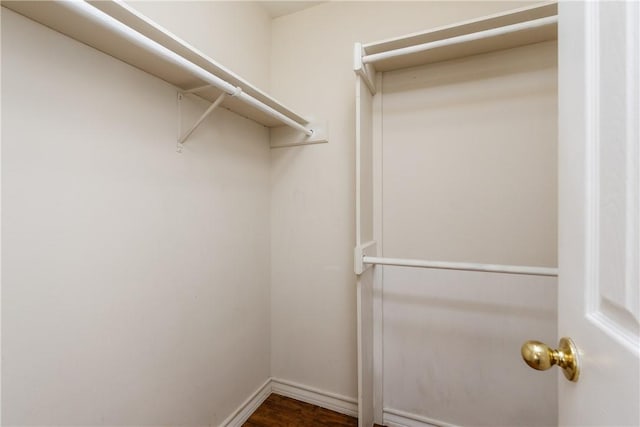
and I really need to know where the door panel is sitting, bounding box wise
[558,1,640,424]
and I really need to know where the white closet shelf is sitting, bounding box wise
[3,0,320,140]
[353,1,559,277]
[358,1,557,75]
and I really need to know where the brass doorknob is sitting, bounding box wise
[521,337,580,382]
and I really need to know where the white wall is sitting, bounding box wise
[1,5,271,425]
[382,41,558,266]
[269,0,544,403]
[379,42,558,426]
[382,269,557,426]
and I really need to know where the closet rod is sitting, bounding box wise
[362,15,558,65]
[63,1,313,137]
[363,256,558,277]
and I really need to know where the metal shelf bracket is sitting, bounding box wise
[177,91,227,152]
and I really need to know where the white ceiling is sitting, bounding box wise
[258,1,325,19]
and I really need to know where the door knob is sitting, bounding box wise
[521,337,580,382]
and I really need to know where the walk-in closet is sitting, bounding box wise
[2,1,638,427]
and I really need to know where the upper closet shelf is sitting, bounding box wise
[354,2,557,93]
[3,0,326,147]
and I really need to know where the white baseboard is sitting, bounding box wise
[220,377,358,426]
[218,378,459,427]
[221,378,272,427]
[383,407,459,427]
[271,378,358,418]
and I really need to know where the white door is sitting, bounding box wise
[558,1,639,425]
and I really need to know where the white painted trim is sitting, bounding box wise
[271,378,358,418]
[220,378,272,427]
[383,408,461,427]
[220,378,358,426]
[371,70,384,426]
[355,74,364,247]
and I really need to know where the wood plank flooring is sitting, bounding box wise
[243,394,383,427]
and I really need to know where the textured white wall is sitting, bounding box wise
[269,0,542,402]
[1,6,271,425]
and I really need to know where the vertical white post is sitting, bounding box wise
[356,70,376,427]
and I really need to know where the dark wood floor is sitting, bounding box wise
[244,394,383,427]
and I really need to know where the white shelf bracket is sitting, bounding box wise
[355,241,378,275]
[269,119,328,148]
[177,91,227,152]
[354,42,377,95]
